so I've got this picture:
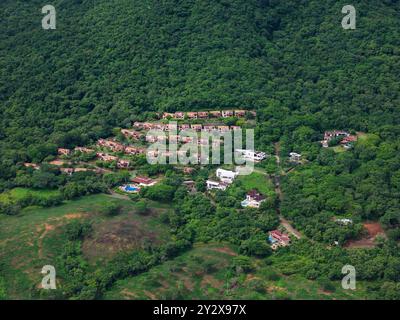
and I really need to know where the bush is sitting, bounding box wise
[101,202,122,216]
[136,200,149,215]
[65,220,93,241]
[247,279,266,293]
[231,256,254,274]
[318,277,336,292]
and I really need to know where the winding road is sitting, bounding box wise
[273,143,302,239]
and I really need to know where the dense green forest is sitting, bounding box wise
[1,0,400,299]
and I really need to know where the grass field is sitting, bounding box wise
[104,243,369,300]
[0,194,171,299]
[237,172,275,197]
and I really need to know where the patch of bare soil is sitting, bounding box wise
[82,219,162,261]
[267,285,286,293]
[200,275,224,289]
[63,213,84,220]
[210,247,237,256]
[144,290,157,300]
[120,289,138,299]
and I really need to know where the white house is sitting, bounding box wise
[206,180,228,191]
[289,152,302,162]
[335,218,353,226]
[216,169,238,184]
[235,149,267,162]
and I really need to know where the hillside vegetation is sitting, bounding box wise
[1,0,400,300]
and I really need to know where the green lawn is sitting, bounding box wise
[0,187,61,204]
[237,172,275,197]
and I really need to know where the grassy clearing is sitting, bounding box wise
[0,194,171,299]
[103,243,369,300]
[237,172,274,197]
[332,146,346,153]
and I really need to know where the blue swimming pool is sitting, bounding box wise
[124,185,139,192]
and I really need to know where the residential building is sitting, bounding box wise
[321,130,350,148]
[166,123,178,132]
[191,124,202,132]
[58,148,71,156]
[216,168,238,184]
[131,176,157,187]
[180,136,194,143]
[230,126,241,131]
[206,180,228,191]
[183,180,196,193]
[117,159,130,169]
[234,110,246,118]
[97,139,125,152]
[209,111,222,118]
[96,153,118,162]
[236,149,267,162]
[221,110,234,118]
[341,135,357,149]
[217,126,230,133]
[125,146,140,155]
[198,138,209,146]
[335,218,353,226]
[174,112,185,120]
[24,163,40,170]
[133,121,144,129]
[74,147,94,153]
[121,129,142,140]
[268,230,291,250]
[179,124,190,131]
[60,168,74,175]
[203,125,216,132]
[289,152,302,163]
[187,112,198,119]
[169,135,180,143]
[241,190,266,208]
[142,122,155,130]
[162,112,174,119]
[183,167,195,174]
[198,111,209,119]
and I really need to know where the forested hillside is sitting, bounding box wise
[1,0,399,165]
[1,0,400,300]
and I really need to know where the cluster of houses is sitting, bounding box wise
[268,230,291,250]
[59,145,135,169]
[133,122,242,133]
[97,139,145,155]
[96,152,130,168]
[59,167,99,175]
[58,147,95,156]
[241,190,266,208]
[159,110,256,120]
[321,130,357,149]
[206,168,238,191]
